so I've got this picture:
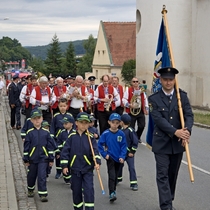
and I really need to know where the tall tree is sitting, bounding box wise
[77,34,96,77]
[65,42,77,76]
[44,34,62,77]
[121,59,136,84]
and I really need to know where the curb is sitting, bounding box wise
[193,122,210,129]
[3,97,37,210]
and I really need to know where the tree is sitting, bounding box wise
[0,36,31,69]
[77,34,96,77]
[28,57,45,73]
[121,59,136,83]
[44,34,63,77]
[65,42,77,76]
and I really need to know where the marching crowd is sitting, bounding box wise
[5,67,194,210]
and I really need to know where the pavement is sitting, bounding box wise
[0,96,37,210]
[0,89,210,210]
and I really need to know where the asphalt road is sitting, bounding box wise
[14,115,210,210]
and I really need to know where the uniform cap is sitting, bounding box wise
[109,113,121,121]
[12,74,19,80]
[76,112,91,122]
[60,115,75,124]
[30,108,42,118]
[41,120,50,127]
[158,67,179,79]
[89,115,96,121]
[88,76,96,81]
[121,114,131,124]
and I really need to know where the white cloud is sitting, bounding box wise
[0,0,136,46]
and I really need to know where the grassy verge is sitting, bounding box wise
[194,112,210,126]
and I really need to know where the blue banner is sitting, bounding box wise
[146,18,171,149]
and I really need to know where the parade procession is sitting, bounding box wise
[1,1,210,210]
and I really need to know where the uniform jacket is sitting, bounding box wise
[57,128,75,153]
[122,127,138,154]
[148,89,194,154]
[98,129,127,162]
[21,118,33,139]
[50,112,73,139]
[8,82,21,105]
[61,131,101,173]
[23,127,55,163]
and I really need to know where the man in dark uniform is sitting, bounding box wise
[8,74,22,129]
[88,76,98,91]
[88,76,98,127]
[148,67,194,210]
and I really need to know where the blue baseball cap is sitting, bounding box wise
[109,113,121,121]
[30,108,42,118]
[76,112,91,122]
[121,114,131,124]
[60,116,75,124]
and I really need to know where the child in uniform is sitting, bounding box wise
[50,98,73,179]
[23,109,55,202]
[88,115,99,140]
[98,113,127,202]
[117,114,139,191]
[61,112,101,210]
[57,115,75,184]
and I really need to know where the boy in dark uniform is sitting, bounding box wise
[57,115,75,184]
[23,109,55,202]
[50,98,73,179]
[117,113,139,191]
[148,67,193,210]
[61,112,101,210]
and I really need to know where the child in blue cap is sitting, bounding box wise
[98,113,127,202]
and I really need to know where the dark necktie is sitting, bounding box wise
[166,94,172,108]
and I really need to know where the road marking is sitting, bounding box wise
[141,142,210,176]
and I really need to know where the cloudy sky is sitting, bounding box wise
[0,0,136,47]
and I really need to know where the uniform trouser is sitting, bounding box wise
[68,107,81,120]
[129,110,145,139]
[55,153,62,175]
[106,157,121,195]
[27,162,48,197]
[71,171,94,210]
[98,109,116,135]
[25,104,32,120]
[154,153,183,210]
[10,105,21,127]
[42,110,52,125]
[118,156,137,186]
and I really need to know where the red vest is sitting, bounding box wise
[32,86,51,108]
[97,85,116,111]
[125,87,145,114]
[51,85,67,109]
[25,84,33,108]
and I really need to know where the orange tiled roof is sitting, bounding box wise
[103,22,136,66]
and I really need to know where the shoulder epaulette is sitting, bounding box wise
[53,112,60,117]
[60,129,66,133]
[42,128,50,132]
[128,127,133,132]
[66,112,73,117]
[68,131,76,138]
[26,118,31,121]
[26,128,34,134]
[86,132,93,138]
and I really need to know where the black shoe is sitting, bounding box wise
[138,139,142,143]
[40,196,48,202]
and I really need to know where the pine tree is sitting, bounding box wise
[45,34,62,77]
[65,42,77,77]
[77,34,96,77]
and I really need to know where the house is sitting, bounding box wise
[89,21,136,85]
[136,0,210,108]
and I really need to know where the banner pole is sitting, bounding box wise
[162,5,194,183]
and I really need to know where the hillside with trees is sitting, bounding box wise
[25,39,91,60]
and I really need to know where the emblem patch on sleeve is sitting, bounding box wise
[149,103,153,112]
